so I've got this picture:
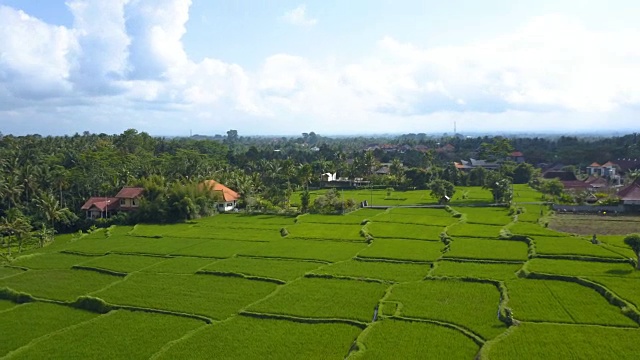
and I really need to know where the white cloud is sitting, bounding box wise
[1,6,640,136]
[281,5,317,27]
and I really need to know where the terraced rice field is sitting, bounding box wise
[1,201,639,359]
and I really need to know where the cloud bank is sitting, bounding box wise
[0,2,639,135]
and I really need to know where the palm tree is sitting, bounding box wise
[33,192,74,241]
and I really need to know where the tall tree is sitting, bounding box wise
[624,234,640,270]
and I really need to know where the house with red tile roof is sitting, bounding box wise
[80,186,144,219]
[80,197,120,219]
[509,151,525,163]
[201,180,240,212]
[115,187,144,211]
[586,161,617,177]
[618,179,640,207]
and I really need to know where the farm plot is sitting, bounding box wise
[77,254,167,273]
[512,184,544,202]
[202,257,323,282]
[94,272,277,320]
[0,299,18,311]
[8,310,203,360]
[62,235,137,255]
[248,277,388,322]
[286,223,365,242]
[197,214,296,226]
[11,252,95,270]
[510,222,566,237]
[351,319,480,360]
[533,236,625,259]
[526,258,639,278]
[445,238,529,261]
[517,204,547,223]
[240,238,366,262]
[483,323,640,360]
[295,214,370,225]
[431,260,522,281]
[170,239,265,258]
[387,279,506,339]
[458,207,513,225]
[506,279,636,326]
[141,257,218,274]
[158,315,361,360]
[358,238,444,262]
[0,266,25,279]
[0,269,121,301]
[367,222,444,241]
[112,237,207,255]
[311,260,431,282]
[587,276,640,308]
[0,302,98,356]
[387,207,453,217]
[447,223,503,238]
[372,213,457,227]
[128,223,193,238]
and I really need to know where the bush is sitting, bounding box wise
[72,296,113,314]
[280,228,289,237]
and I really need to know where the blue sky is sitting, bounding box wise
[1,0,639,136]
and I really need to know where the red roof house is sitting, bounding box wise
[115,187,144,211]
[81,197,120,219]
[618,179,640,205]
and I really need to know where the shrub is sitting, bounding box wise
[280,228,289,237]
[72,296,113,314]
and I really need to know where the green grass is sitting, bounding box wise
[512,184,544,202]
[431,260,522,281]
[587,276,640,308]
[372,213,457,226]
[483,323,640,360]
[388,279,507,339]
[140,257,218,274]
[447,223,504,238]
[197,214,296,226]
[78,254,168,273]
[248,277,388,322]
[170,239,265,258]
[311,260,431,282]
[506,279,637,326]
[8,310,203,360]
[351,319,480,360]
[0,266,25,279]
[11,252,95,270]
[0,269,122,301]
[240,238,366,262]
[457,207,513,225]
[202,257,323,281]
[445,238,529,261]
[296,213,370,225]
[358,238,444,262]
[158,315,361,360]
[133,223,283,242]
[387,207,454,217]
[114,237,209,255]
[367,222,444,241]
[287,223,365,241]
[510,222,566,237]
[0,299,18,311]
[0,302,98,356]
[95,272,277,320]
[526,258,640,278]
[534,236,625,259]
[517,204,548,223]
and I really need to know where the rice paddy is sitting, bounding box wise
[2,195,640,359]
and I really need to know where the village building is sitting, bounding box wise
[200,180,240,212]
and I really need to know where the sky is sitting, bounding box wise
[1,0,639,136]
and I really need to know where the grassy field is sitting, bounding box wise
[482,323,640,360]
[2,190,640,359]
[351,319,480,359]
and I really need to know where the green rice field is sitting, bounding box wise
[2,193,640,359]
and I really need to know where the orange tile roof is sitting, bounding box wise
[588,162,601,167]
[201,180,239,202]
[602,161,615,167]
